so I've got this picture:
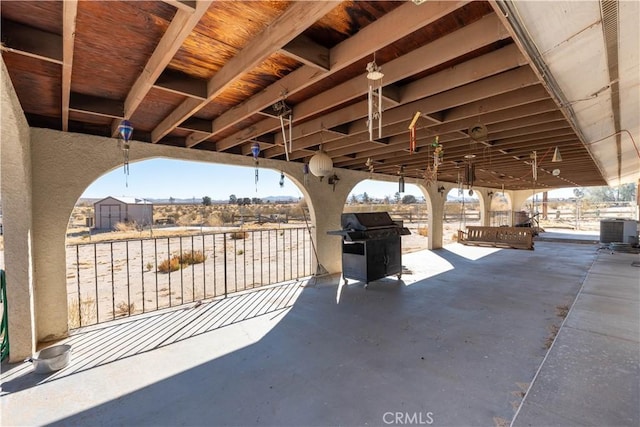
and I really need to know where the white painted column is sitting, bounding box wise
[421,182,448,250]
[1,60,37,361]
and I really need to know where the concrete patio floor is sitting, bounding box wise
[2,237,638,426]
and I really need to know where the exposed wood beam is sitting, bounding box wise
[154,69,208,99]
[263,43,527,158]
[111,1,212,136]
[69,93,124,119]
[62,0,78,132]
[280,34,330,71]
[0,19,62,64]
[152,1,339,143]
[269,12,511,146]
[187,0,472,148]
[161,0,196,12]
[287,87,552,164]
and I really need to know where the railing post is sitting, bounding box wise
[223,233,228,298]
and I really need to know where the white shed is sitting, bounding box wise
[93,196,153,230]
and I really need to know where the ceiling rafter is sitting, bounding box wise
[0,19,62,64]
[216,10,509,153]
[187,0,471,149]
[264,43,528,159]
[151,1,340,143]
[61,0,78,132]
[110,0,213,137]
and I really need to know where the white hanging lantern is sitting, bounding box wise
[309,149,333,181]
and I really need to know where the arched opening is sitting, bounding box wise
[488,191,511,227]
[65,159,315,328]
[345,179,429,253]
[443,187,480,244]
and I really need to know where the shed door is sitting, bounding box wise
[99,205,121,229]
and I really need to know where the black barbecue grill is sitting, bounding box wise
[328,212,410,288]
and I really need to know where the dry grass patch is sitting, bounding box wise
[68,298,96,329]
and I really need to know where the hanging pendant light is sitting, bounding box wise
[117,119,133,187]
[309,148,333,181]
[251,142,260,191]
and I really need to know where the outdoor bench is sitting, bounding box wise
[457,226,534,250]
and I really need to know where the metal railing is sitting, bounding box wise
[1,270,8,361]
[66,227,313,328]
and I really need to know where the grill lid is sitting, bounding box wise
[341,212,397,231]
[328,212,411,241]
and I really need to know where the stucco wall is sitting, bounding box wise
[27,128,384,342]
[1,60,37,361]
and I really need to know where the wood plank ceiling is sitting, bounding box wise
[1,0,608,191]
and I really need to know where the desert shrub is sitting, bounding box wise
[207,212,223,227]
[230,231,248,240]
[158,255,181,273]
[115,301,135,317]
[237,249,244,255]
[146,262,154,271]
[181,250,207,265]
[417,226,428,237]
[68,298,96,329]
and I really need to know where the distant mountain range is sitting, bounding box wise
[79,195,300,205]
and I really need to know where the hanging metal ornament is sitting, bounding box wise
[279,171,285,188]
[365,157,375,176]
[408,111,420,153]
[432,135,443,170]
[398,166,405,193]
[117,119,133,187]
[366,55,384,141]
[251,142,260,191]
[530,150,538,181]
[274,99,292,161]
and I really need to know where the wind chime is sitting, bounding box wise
[279,171,285,188]
[274,99,292,161]
[398,166,405,193]
[463,154,476,196]
[117,119,133,187]
[251,142,260,191]
[366,56,384,141]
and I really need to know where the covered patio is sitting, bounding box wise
[2,238,638,425]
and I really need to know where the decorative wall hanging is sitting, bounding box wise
[251,141,261,191]
[309,147,333,181]
[328,174,340,192]
[552,146,562,162]
[408,111,421,153]
[117,119,133,187]
[366,56,384,141]
[303,163,310,187]
[274,99,292,161]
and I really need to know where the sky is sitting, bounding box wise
[81,158,575,201]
